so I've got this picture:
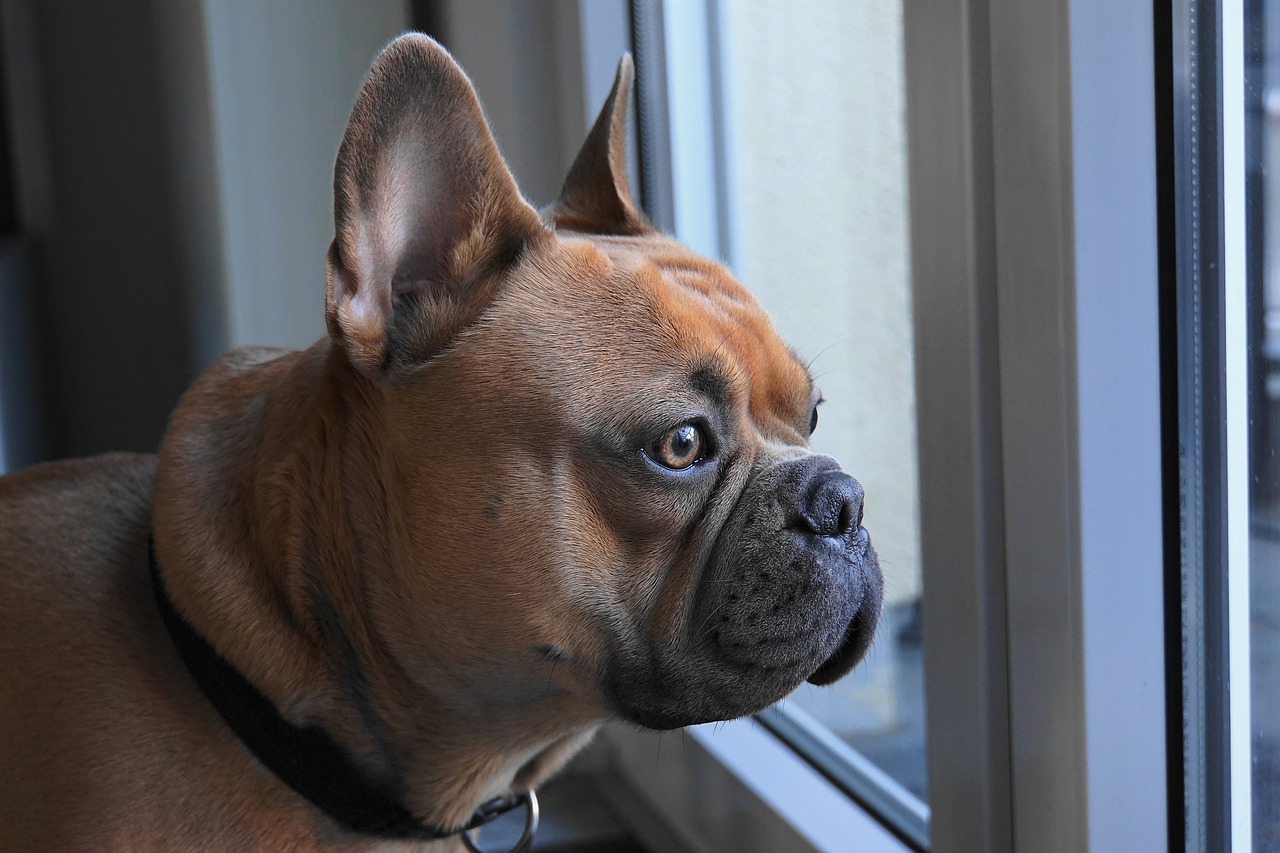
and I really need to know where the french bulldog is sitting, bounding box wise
[0,33,882,851]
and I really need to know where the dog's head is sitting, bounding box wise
[328,34,882,730]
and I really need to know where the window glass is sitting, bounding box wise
[713,0,926,805]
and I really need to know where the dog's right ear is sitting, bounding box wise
[326,34,547,375]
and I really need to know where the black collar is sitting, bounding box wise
[149,538,524,841]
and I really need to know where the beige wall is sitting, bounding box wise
[720,1,920,606]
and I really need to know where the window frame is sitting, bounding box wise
[921,4,1171,847]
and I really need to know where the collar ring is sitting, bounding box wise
[462,790,539,853]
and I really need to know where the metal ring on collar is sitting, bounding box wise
[462,790,539,853]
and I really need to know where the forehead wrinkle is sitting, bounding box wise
[645,258,811,431]
[519,237,812,432]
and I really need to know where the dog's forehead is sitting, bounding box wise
[519,233,812,426]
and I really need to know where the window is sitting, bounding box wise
[575,0,1280,850]
[604,1,1170,851]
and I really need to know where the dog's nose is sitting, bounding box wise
[798,470,864,537]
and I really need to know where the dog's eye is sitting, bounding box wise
[807,389,825,437]
[809,396,824,436]
[648,423,709,470]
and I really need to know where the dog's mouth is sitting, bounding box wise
[607,567,882,729]
[601,550,882,730]
[805,578,882,686]
[709,524,883,692]
[804,533,884,686]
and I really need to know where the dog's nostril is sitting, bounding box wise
[799,471,864,537]
[837,501,854,536]
[836,481,863,536]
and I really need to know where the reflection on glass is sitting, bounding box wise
[714,2,926,801]
[1252,2,1280,846]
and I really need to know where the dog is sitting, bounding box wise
[0,34,882,851]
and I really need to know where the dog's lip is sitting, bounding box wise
[804,570,882,686]
[805,609,874,686]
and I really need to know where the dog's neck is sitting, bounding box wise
[152,342,598,836]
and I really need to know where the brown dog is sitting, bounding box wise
[0,34,882,851]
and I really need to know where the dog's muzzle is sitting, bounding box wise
[604,454,883,729]
[696,454,882,689]
[790,466,882,685]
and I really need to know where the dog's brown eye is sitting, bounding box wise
[649,423,708,470]
[807,389,824,437]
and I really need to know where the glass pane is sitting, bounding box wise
[713,1,926,804]
[1251,2,1280,846]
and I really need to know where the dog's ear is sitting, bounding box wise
[326,34,547,375]
[548,55,651,235]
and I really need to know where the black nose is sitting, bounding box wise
[798,470,864,537]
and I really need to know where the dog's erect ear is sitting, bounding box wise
[549,55,651,235]
[326,34,547,374]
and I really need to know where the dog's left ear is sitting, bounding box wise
[326,34,548,375]
[548,55,652,235]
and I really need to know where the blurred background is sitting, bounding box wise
[0,0,613,466]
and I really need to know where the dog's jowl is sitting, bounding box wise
[0,34,882,850]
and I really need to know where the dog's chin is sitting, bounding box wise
[613,688,784,731]
[613,641,861,730]
[605,658,807,731]
[608,611,881,731]
[805,601,880,686]
[806,544,885,685]
[619,704,711,732]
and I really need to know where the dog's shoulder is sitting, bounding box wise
[0,453,316,847]
[0,450,155,511]
[0,452,155,589]
[0,451,158,687]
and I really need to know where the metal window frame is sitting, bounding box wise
[755,705,930,850]
[904,0,1010,848]
[1171,2,1230,848]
